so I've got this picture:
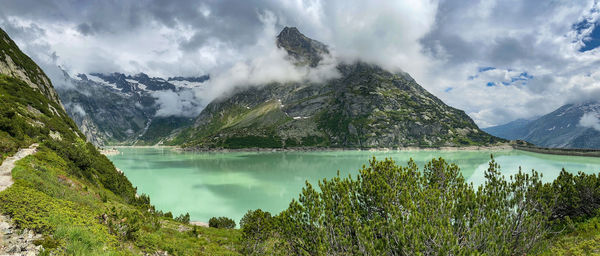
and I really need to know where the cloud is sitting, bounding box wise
[418,0,600,127]
[71,104,86,116]
[579,112,600,131]
[201,11,340,100]
[151,89,203,117]
[63,102,86,116]
[2,0,600,128]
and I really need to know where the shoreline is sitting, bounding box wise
[513,145,600,158]
[101,143,600,158]
[99,148,120,156]
[108,145,177,148]
[175,144,515,153]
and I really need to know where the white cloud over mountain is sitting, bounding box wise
[2,0,600,127]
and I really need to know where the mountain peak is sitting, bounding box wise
[276,26,329,67]
[279,26,301,36]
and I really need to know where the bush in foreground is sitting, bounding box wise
[242,156,554,255]
[209,216,236,229]
[240,209,273,255]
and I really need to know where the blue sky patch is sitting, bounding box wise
[580,25,600,52]
[444,87,453,92]
[478,66,496,72]
[511,72,534,83]
[473,68,533,88]
[574,16,600,52]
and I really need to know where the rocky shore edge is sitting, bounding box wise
[513,144,600,157]
[101,142,600,158]
[174,143,515,153]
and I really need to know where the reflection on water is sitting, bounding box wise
[107,148,600,223]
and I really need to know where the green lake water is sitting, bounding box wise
[107,148,600,223]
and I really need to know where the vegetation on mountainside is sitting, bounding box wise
[0,75,81,163]
[0,150,240,255]
[0,75,240,255]
[0,29,52,92]
[239,157,600,255]
[173,63,504,150]
[136,116,194,146]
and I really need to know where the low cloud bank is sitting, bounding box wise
[199,11,340,101]
[151,89,204,117]
[579,112,600,131]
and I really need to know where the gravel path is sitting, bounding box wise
[0,144,38,192]
[0,144,41,255]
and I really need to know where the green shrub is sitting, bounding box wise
[543,169,600,221]
[209,216,236,229]
[242,157,550,255]
[175,213,190,224]
[240,209,273,254]
[0,184,98,233]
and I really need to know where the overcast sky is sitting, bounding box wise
[2,0,600,127]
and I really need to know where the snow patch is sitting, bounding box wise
[169,80,207,89]
[125,79,147,90]
[87,74,119,91]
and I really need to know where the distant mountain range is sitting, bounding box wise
[55,70,209,146]
[53,27,502,149]
[165,27,501,149]
[483,102,600,149]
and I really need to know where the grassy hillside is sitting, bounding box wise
[0,75,240,255]
[0,24,243,254]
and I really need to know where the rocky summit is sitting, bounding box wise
[276,27,330,67]
[170,27,501,149]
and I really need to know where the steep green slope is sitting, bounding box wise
[172,28,501,149]
[0,28,61,104]
[0,28,239,254]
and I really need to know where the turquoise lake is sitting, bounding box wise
[107,148,600,223]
